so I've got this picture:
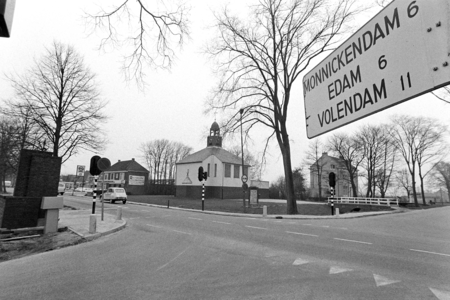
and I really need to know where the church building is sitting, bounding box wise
[175,121,251,199]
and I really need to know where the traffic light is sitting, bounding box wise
[198,166,207,182]
[329,172,336,187]
[89,155,101,176]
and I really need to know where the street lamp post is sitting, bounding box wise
[240,108,246,210]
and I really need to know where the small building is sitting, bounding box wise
[175,122,251,199]
[98,158,149,195]
[309,152,358,198]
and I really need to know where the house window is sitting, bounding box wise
[115,173,119,180]
[225,164,231,178]
[234,165,240,178]
[331,164,336,169]
[214,164,217,177]
[208,163,210,177]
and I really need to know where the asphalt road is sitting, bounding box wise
[1,195,449,300]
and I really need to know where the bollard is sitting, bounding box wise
[89,214,97,234]
[335,208,340,217]
[167,199,170,208]
[116,207,122,221]
[263,205,267,217]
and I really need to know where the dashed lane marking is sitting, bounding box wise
[188,217,203,221]
[334,238,372,245]
[410,249,450,257]
[286,231,319,237]
[245,225,268,230]
[373,274,401,287]
[146,224,162,228]
[172,230,192,235]
[329,266,353,274]
[430,287,450,300]
[292,258,310,266]
[212,221,232,225]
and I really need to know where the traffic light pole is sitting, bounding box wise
[330,187,334,216]
[202,182,205,211]
[92,175,98,214]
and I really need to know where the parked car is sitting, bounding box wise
[58,183,66,195]
[102,188,127,204]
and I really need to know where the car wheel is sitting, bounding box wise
[122,200,127,204]
[60,192,64,195]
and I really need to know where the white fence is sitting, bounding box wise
[327,197,398,207]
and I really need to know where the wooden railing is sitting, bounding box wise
[327,197,399,206]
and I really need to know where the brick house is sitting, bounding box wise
[309,152,358,198]
[97,158,149,195]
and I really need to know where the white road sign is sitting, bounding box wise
[303,0,450,138]
[129,175,145,186]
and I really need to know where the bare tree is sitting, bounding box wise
[432,87,450,104]
[206,0,361,214]
[0,118,19,192]
[7,41,108,164]
[140,139,192,181]
[389,115,447,206]
[375,131,397,198]
[304,138,327,201]
[356,124,396,198]
[227,146,263,180]
[85,0,190,88]
[328,132,364,197]
[431,162,450,202]
[395,169,411,200]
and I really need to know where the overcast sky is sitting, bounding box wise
[1,0,449,184]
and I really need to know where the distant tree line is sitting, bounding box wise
[140,139,192,181]
[304,115,448,206]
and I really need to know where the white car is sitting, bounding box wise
[102,188,127,204]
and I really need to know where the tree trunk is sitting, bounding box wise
[279,136,297,214]
[419,171,427,205]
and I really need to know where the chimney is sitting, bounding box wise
[132,158,135,161]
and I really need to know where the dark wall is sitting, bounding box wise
[0,196,42,229]
[14,149,62,197]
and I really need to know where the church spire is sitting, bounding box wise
[207,121,222,147]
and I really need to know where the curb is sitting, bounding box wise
[127,201,403,219]
[67,219,127,241]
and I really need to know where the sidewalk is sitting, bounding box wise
[59,209,126,241]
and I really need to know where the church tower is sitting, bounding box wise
[207,121,222,147]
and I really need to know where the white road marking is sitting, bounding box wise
[146,224,162,228]
[212,221,232,225]
[172,230,192,235]
[321,225,330,228]
[430,287,450,300]
[245,225,268,230]
[333,238,372,245]
[410,249,450,257]
[373,274,401,287]
[188,217,203,221]
[286,231,319,237]
[244,217,258,220]
[292,258,309,265]
[329,266,353,274]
